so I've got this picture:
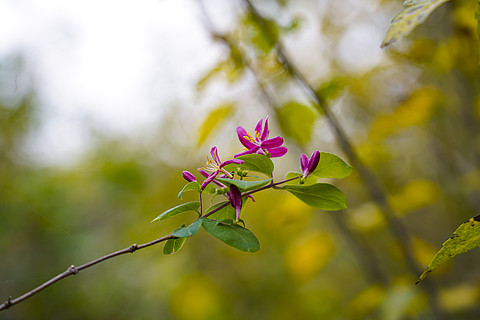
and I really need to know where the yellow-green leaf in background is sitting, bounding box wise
[416,215,480,283]
[277,101,317,145]
[475,0,480,62]
[369,87,439,142]
[196,104,233,146]
[381,0,452,48]
[316,77,348,105]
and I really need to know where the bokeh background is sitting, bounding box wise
[2,0,480,319]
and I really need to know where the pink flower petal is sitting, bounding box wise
[308,151,320,173]
[210,146,220,165]
[300,154,308,173]
[254,118,263,141]
[267,146,288,158]
[201,172,218,190]
[236,126,257,149]
[234,146,260,158]
[222,159,244,166]
[260,136,283,148]
[261,116,270,140]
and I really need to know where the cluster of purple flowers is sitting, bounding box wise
[182,116,320,220]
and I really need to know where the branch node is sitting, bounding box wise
[68,265,79,275]
[128,244,138,253]
[4,296,13,309]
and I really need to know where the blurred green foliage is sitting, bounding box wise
[2,0,480,319]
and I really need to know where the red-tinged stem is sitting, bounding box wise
[202,176,299,218]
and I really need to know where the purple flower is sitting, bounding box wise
[182,171,197,182]
[199,147,243,190]
[300,151,320,179]
[234,116,288,158]
[227,185,243,220]
[199,169,227,188]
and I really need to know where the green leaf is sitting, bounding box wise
[178,181,200,199]
[171,219,203,238]
[152,201,200,222]
[202,183,218,196]
[311,152,352,179]
[285,171,317,185]
[196,104,233,146]
[201,217,260,252]
[245,12,279,54]
[205,201,236,220]
[282,183,347,210]
[215,178,272,192]
[223,154,274,177]
[416,215,480,283]
[277,101,317,145]
[163,237,187,255]
[316,77,348,105]
[381,0,451,48]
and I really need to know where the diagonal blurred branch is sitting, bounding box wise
[197,0,390,285]
[0,234,174,311]
[239,0,445,318]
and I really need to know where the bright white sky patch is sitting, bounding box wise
[0,0,224,164]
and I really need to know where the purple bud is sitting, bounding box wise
[301,151,320,178]
[227,185,243,220]
[308,151,320,174]
[182,171,196,182]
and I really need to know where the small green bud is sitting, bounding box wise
[215,187,229,195]
[236,168,249,177]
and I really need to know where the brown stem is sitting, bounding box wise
[0,234,174,311]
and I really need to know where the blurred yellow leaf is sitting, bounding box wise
[346,284,386,319]
[390,179,439,215]
[369,88,439,141]
[196,104,234,146]
[170,274,221,320]
[350,202,386,232]
[265,195,313,233]
[412,236,440,267]
[439,284,480,312]
[285,232,334,280]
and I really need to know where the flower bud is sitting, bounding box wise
[182,171,196,182]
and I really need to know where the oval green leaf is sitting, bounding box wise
[163,237,186,255]
[201,217,260,252]
[205,201,236,220]
[417,215,480,283]
[282,183,347,210]
[224,154,274,177]
[178,181,200,199]
[311,152,352,179]
[215,178,272,192]
[171,219,203,238]
[152,201,200,222]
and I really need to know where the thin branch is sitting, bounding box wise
[0,234,174,311]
